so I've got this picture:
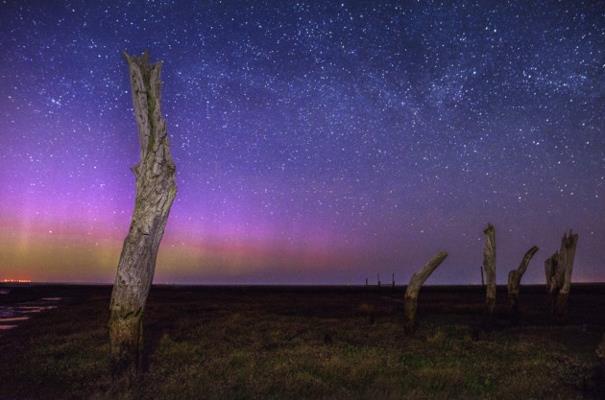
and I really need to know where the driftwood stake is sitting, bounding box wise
[108,51,177,385]
[482,224,497,316]
[404,251,448,334]
[507,246,539,315]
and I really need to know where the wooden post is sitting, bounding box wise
[544,230,579,322]
[480,265,485,286]
[108,51,177,386]
[403,251,448,334]
[507,246,539,316]
[482,224,496,316]
[554,230,578,321]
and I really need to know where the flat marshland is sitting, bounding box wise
[0,284,604,399]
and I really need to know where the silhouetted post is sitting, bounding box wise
[404,251,448,334]
[377,273,381,287]
[482,224,496,317]
[554,230,578,321]
[108,51,177,386]
[365,278,368,287]
[480,265,485,286]
[507,246,539,317]
[392,272,395,288]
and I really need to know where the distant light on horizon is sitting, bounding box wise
[1,279,33,284]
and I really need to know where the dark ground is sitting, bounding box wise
[0,284,604,399]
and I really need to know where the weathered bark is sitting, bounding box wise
[482,224,496,316]
[108,51,177,386]
[554,230,578,321]
[404,251,448,334]
[507,246,539,315]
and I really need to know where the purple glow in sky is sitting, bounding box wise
[0,1,604,284]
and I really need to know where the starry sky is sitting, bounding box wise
[0,0,604,284]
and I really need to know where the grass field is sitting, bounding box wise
[0,284,604,399]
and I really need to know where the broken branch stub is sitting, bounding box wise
[404,251,448,334]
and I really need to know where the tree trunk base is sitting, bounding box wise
[486,296,496,316]
[109,313,143,387]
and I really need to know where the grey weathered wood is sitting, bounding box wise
[108,51,177,385]
[482,224,496,315]
[403,251,448,334]
[554,230,578,320]
[507,246,539,315]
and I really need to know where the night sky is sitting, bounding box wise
[1,1,604,284]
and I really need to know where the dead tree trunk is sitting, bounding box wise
[554,230,578,321]
[507,246,539,316]
[108,51,177,385]
[482,224,496,316]
[404,251,448,334]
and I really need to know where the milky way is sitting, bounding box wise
[0,1,604,284]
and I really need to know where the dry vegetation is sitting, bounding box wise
[0,284,604,399]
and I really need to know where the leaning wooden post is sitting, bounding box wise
[482,224,497,316]
[108,51,177,386]
[554,230,578,321]
[507,246,539,316]
[403,251,448,334]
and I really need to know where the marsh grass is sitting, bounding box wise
[0,285,603,399]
